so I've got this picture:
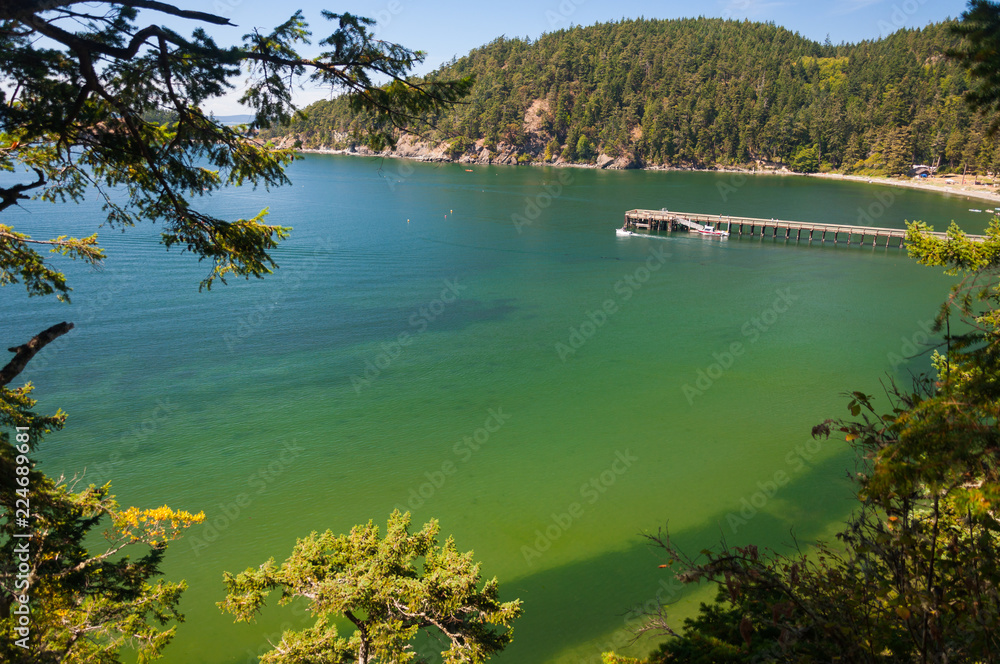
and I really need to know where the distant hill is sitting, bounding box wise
[142,111,252,127]
[212,114,253,126]
[261,17,996,175]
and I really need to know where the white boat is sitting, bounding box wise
[616,227,637,237]
[694,223,730,237]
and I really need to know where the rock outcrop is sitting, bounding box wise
[269,98,644,170]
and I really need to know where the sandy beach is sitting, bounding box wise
[809,172,1000,205]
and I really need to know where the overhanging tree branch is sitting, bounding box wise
[0,0,231,26]
[0,321,73,385]
[0,4,470,297]
[0,167,45,214]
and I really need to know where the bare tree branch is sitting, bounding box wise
[0,0,231,26]
[0,167,45,214]
[0,321,74,385]
[106,0,232,26]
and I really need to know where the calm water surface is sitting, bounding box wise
[3,156,987,663]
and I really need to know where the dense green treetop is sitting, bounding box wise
[950,0,1000,135]
[220,510,522,664]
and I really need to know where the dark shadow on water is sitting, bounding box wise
[433,298,519,332]
[345,297,519,339]
[493,449,857,664]
[268,297,522,357]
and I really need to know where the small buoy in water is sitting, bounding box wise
[407,219,410,223]
[450,209,453,213]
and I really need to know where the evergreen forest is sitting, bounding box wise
[264,17,998,174]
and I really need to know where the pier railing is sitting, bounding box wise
[624,209,984,247]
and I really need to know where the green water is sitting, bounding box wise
[5,156,985,662]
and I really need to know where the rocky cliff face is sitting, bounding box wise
[268,100,642,169]
[272,132,642,169]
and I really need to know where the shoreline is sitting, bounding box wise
[807,172,1000,205]
[295,147,1000,205]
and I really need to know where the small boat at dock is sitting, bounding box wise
[693,223,730,237]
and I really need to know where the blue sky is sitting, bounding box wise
[198,0,971,113]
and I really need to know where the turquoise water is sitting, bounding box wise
[4,157,984,662]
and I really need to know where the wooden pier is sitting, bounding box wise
[624,209,982,248]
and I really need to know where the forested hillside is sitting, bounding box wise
[265,17,996,174]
